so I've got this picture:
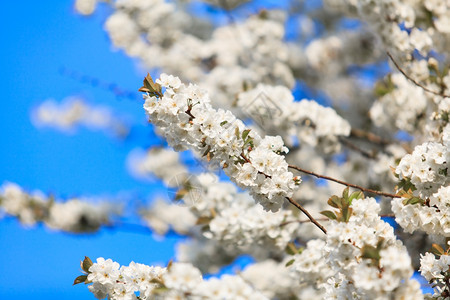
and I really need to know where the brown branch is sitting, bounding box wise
[387,52,450,98]
[280,213,395,227]
[285,197,327,234]
[350,128,391,146]
[280,217,329,227]
[380,213,395,218]
[288,165,400,198]
[338,137,377,159]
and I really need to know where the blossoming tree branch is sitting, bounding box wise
[2,0,450,299]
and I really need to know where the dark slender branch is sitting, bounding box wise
[105,222,185,238]
[288,165,400,198]
[59,67,140,100]
[280,217,329,227]
[185,108,195,120]
[280,213,395,227]
[380,213,395,218]
[387,52,450,98]
[285,197,327,234]
[350,128,391,146]
[338,136,377,159]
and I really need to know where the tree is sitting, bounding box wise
[2,0,450,299]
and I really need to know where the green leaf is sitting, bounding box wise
[152,287,169,294]
[235,127,240,139]
[138,73,162,96]
[220,121,228,126]
[285,259,295,267]
[285,242,298,255]
[195,216,212,225]
[167,260,173,271]
[73,275,88,285]
[320,210,337,220]
[342,187,349,199]
[150,278,164,285]
[174,189,187,201]
[441,111,449,123]
[242,129,251,141]
[348,191,364,204]
[376,238,385,250]
[243,137,254,149]
[361,244,381,262]
[82,256,93,273]
[374,76,395,97]
[404,197,423,205]
[397,179,416,193]
[327,196,341,208]
[341,207,353,222]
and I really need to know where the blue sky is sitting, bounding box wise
[0,2,179,299]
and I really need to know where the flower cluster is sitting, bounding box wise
[325,0,434,58]
[60,1,450,298]
[0,182,119,233]
[205,201,300,252]
[289,193,422,298]
[77,257,268,300]
[237,84,351,153]
[142,171,308,264]
[324,197,421,298]
[392,124,450,235]
[392,185,450,237]
[201,12,295,108]
[99,0,295,111]
[370,73,427,133]
[174,173,303,253]
[289,239,333,287]
[83,257,166,300]
[143,74,299,212]
[396,124,450,198]
[420,251,450,298]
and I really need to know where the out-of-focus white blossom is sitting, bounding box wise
[75,0,98,15]
[31,97,128,137]
[370,73,427,133]
[420,252,450,298]
[0,182,120,233]
[393,125,450,236]
[127,147,188,186]
[237,84,351,153]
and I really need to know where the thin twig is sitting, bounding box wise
[387,52,450,98]
[288,165,400,198]
[338,136,377,159]
[350,128,391,146]
[59,67,139,100]
[106,222,187,238]
[285,197,327,234]
[280,213,395,227]
[280,217,329,227]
